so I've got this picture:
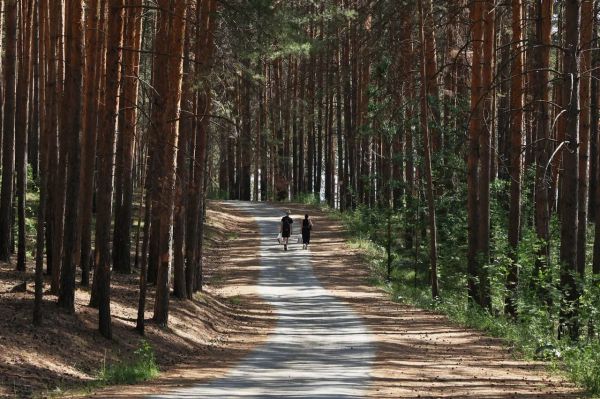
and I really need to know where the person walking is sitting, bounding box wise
[280,210,294,251]
[301,214,313,250]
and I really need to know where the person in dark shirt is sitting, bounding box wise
[301,214,313,250]
[280,210,294,251]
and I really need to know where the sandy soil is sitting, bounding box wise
[281,203,584,399]
[0,201,274,399]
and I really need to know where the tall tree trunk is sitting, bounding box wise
[299,61,306,194]
[113,0,143,275]
[307,33,315,196]
[58,0,84,312]
[240,65,252,201]
[342,14,354,208]
[506,0,524,318]
[15,0,33,272]
[0,1,4,161]
[152,0,187,326]
[418,0,439,299]
[79,0,104,287]
[533,0,553,299]
[94,0,125,338]
[467,0,483,306]
[422,0,440,152]
[477,0,495,310]
[51,0,67,295]
[592,9,600,283]
[173,18,194,300]
[190,0,216,294]
[34,0,49,326]
[335,47,345,210]
[590,16,599,222]
[28,1,40,183]
[136,182,152,335]
[576,0,594,279]
[0,0,18,262]
[43,0,59,278]
[559,0,581,341]
[315,21,325,201]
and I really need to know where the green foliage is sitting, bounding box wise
[562,342,600,395]
[291,192,322,207]
[220,0,343,62]
[25,165,41,258]
[227,295,243,306]
[226,231,240,240]
[98,341,159,386]
[330,183,600,395]
[207,188,230,201]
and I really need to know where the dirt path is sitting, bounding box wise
[150,202,375,398]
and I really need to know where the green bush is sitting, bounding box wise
[291,192,322,207]
[563,342,600,395]
[98,340,159,385]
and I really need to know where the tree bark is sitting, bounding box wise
[559,0,581,341]
[113,0,143,275]
[152,0,187,326]
[477,0,495,310]
[0,0,18,262]
[34,0,49,326]
[93,0,125,338]
[58,0,85,312]
[15,0,34,272]
[79,0,104,287]
[50,0,67,295]
[506,0,524,318]
[421,0,440,152]
[189,0,216,294]
[533,0,553,299]
[136,184,152,335]
[418,0,439,299]
[467,0,483,306]
[576,0,593,279]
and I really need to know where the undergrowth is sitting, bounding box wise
[98,340,159,385]
[325,200,600,397]
[40,341,160,398]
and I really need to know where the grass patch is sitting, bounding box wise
[193,291,209,304]
[37,341,160,398]
[290,193,328,209]
[226,232,240,240]
[209,274,225,286]
[98,340,159,386]
[227,295,243,306]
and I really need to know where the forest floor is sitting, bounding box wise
[0,202,275,399]
[0,201,586,398]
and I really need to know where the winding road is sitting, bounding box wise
[152,202,375,398]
